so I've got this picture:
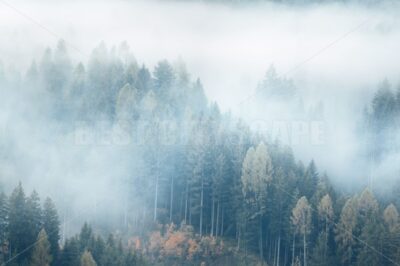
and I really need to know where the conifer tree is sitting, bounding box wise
[43,197,60,263]
[291,196,312,266]
[80,250,97,266]
[8,182,30,263]
[31,229,52,266]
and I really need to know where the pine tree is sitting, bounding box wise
[26,191,42,250]
[31,229,52,266]
[302,161,318,200]
[0,192,8,244]
[153,60,175,100]
[59,237,80,266]
[43,197,60,264]
[91,236,106,266]
[0,191,8,264]
[8,182,30,263]
[79,223,94,252]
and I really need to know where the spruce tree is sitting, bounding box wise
[26,191,42,251]
[43,197,60,264]
[8,182,30,263]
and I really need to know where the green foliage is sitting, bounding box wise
[43,197,60,264]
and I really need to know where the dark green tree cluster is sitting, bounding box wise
[0,183,59,266]
[59,222,146,266]
[363,80,400,161]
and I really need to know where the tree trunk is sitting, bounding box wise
[221,207,224,236]
[124,196,128,229]
[169,175,174,222]
[273,239,277,266]
[303,233,306,266]
[292,233,295,266]
[216,200,220,237]
[211,196,215,236]
[200,177,204,237]
[324,217,328,261]
[284,245,287,266]
[259,215,263,263]
[185,179,189,224]
[237,224,241,251]
[154,157,159,222]
[154,174,159,222]
[179,190,183,222]
[277,234,281,266]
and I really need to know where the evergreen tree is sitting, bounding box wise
[59,237,80,266]
[26,191,42,251]
[79,223,94,252]
[0,191,8,264]
[43,197,60,264]
[8,182,30,263]
[153,60,175,100]
[0,192,8,244]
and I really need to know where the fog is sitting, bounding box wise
[1,0,400,235]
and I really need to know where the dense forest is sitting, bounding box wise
[0,40,400,266]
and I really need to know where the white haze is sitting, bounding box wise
[1,0,400,233]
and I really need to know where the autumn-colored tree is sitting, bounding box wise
[317,194,334,261]
[383,204,400,264]
[80,250,97,266]
[31,229,52,266]
[241,142,273,261]
[291,196,312,266]
[335,197,358,266]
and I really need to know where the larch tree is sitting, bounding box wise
[356,189,384,266]
[241,142,273,261]
[384,203,399,233]
[291,196,312,266]
[335,197,358,266]
[115,83,138,121]
[383,204,400,264]
[31,229,52,266]
[317,194,334,261]
[80,250,97,266]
